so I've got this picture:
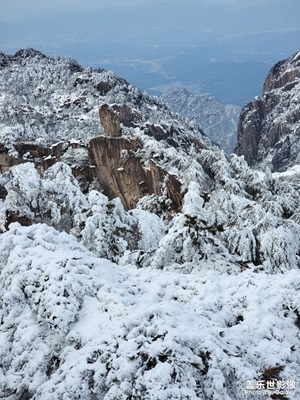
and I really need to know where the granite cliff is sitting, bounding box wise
[235,51,300,171]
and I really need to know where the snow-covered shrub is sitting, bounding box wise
[4,163,41,220]
[80,191,138,263]
[222,202,300,271]
[0,223,101,399]
[0,124,23,155]
[130,208,166,253]
[257,218,300,271]
[4,162,88,233]
[39,162,88,234]
[149,182,232,273]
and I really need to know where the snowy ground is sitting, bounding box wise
[0,223,299,399]
[273,164,300,179]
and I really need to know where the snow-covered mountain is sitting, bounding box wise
[235,50,300,171]
[0,49,208,152]
[0,49,300,400]
[0,48,209,210]
[161,87,241,153]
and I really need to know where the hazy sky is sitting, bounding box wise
[1,0,299,59]
[1,0,300,27]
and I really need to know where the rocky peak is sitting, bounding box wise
[99,104,142,137]
[235,50,300,171]
[14,48,47,60]
[263,51,300,94]
[100,104,122,137]
[92,102,185,210]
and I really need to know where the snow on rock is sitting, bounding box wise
[0,223,299,400]
[0,50,208,149]
[3,147,300,273]
[161,87,240,153]
[235,50,300,171]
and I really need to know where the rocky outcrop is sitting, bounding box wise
[93,137,182,210]
[99,104,122,137]
[0,99,188,212]
[0,49,211,212]
[90,136,168,209]
[91,104,184,210]
[0,141,96,190]
[0,145,23,173]
[235,51,300,171]
[99,104,142,137]
[234,99,266,166]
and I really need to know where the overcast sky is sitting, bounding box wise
[0,0,299,62]
[1,0,300,25]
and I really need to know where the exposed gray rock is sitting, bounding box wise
[235,51,300,171]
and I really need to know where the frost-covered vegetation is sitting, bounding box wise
[1,150,300,399]
[0,49,300,399]
[0,49,208,151]
[161,87,240,153]
[0,222,299,400]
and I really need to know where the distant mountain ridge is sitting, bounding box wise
[161,87,240,153]
[235,50,300,171]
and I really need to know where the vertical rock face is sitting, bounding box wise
[99,104,122,137]
[90,137,156,209]
[235,99,266,166]
[91,104,183,210]
[235,51,300,171]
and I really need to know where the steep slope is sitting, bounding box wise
[0,49,300,400]
[0,48,209,209]
[0,49,208,150]
[161,87,240,153]
[235,50,300,171]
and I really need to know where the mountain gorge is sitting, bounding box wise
[0,49,300,400]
